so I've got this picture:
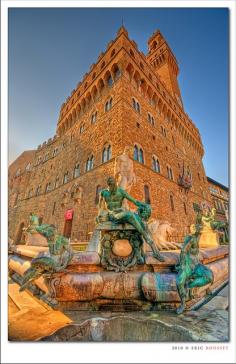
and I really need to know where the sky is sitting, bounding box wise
[8,7,229,186]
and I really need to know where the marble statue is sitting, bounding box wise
[114,146,136,209]
[147,219,181,251]
[97,176,165,262]
[176,224,213,314]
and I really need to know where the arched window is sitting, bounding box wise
[91,111,97,124]
[139,148,144,164]
[102,147,107,163]
[114,67,121,80]
[134,144,144,164]
[80,124,85,134]
[144,185,151,204]
[167,166,173,180]
[90,156,94,170]
[152,157,160,173]
[148,113,155,126]
[170,195,175,211]
[95,185,102,204]
[45,182,51,193]
[132,98,140,113]
[63,172,69,184]
[107,75,113,87]
[53,148,59,156]
[86,156,94,171]
[74,164,80,178]
[55,176,60,188]
[105,98,113,112]
[86,158,90,172]
[102,145,112,163]
[134,145,139,161]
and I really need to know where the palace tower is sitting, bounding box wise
[9,26,212,243]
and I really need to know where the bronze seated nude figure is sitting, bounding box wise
[97,176,165,262]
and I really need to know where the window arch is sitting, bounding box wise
[107,75,113,87]
[45,182,51,193]
[144,185,151,204]
[53,147,59,156]
[170,194,175,211]
[110,49,116,58]
[80,123,85,134]
[134,144,144,164]
[55,176,60,188]
[74,164,80,178]
[102,144,112,163]
[86,155,94,172]
[167,165,173,180]
[152,156,160,173]
[132,98,140,113]
[63,172,69,184]
[148,113,155,126]
[105,97,113,112]
[91,111,97,124]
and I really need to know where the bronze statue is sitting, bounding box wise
[20,220,73,297]
[97,176,165,262]
[175,224,213,314]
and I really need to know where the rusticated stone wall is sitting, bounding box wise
[9,26,213,243]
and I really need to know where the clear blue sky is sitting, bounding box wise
[8,7,229,186]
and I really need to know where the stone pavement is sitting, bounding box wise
[8,280,72,341]
[8,281,229,342]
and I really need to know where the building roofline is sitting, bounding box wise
[207,176,229,191]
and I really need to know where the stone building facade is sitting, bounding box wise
[9,26,214,243]
[207,177,229,222]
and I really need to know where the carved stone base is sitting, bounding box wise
[98,223,145,272]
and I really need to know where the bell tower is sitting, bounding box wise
[146,30,183,108]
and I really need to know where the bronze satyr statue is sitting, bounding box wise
[20,220,73,300]
[97,176,165,262]
[175,224,213,314]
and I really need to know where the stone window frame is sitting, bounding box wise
[132,97,141,113]
[86,155,94,172]
[104,97,113,112]
[73,163,80,178]
[102,143,112,163]
[80,123,85,134]
[167,165,174,181]
[55,176,60,189]
[161,125,167,137]
[45,182,52,193]
[63,172,69,184]
[91,111,98,124]
[134,143,144,164]
[152,155,160,173]
[147,112,155,126]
